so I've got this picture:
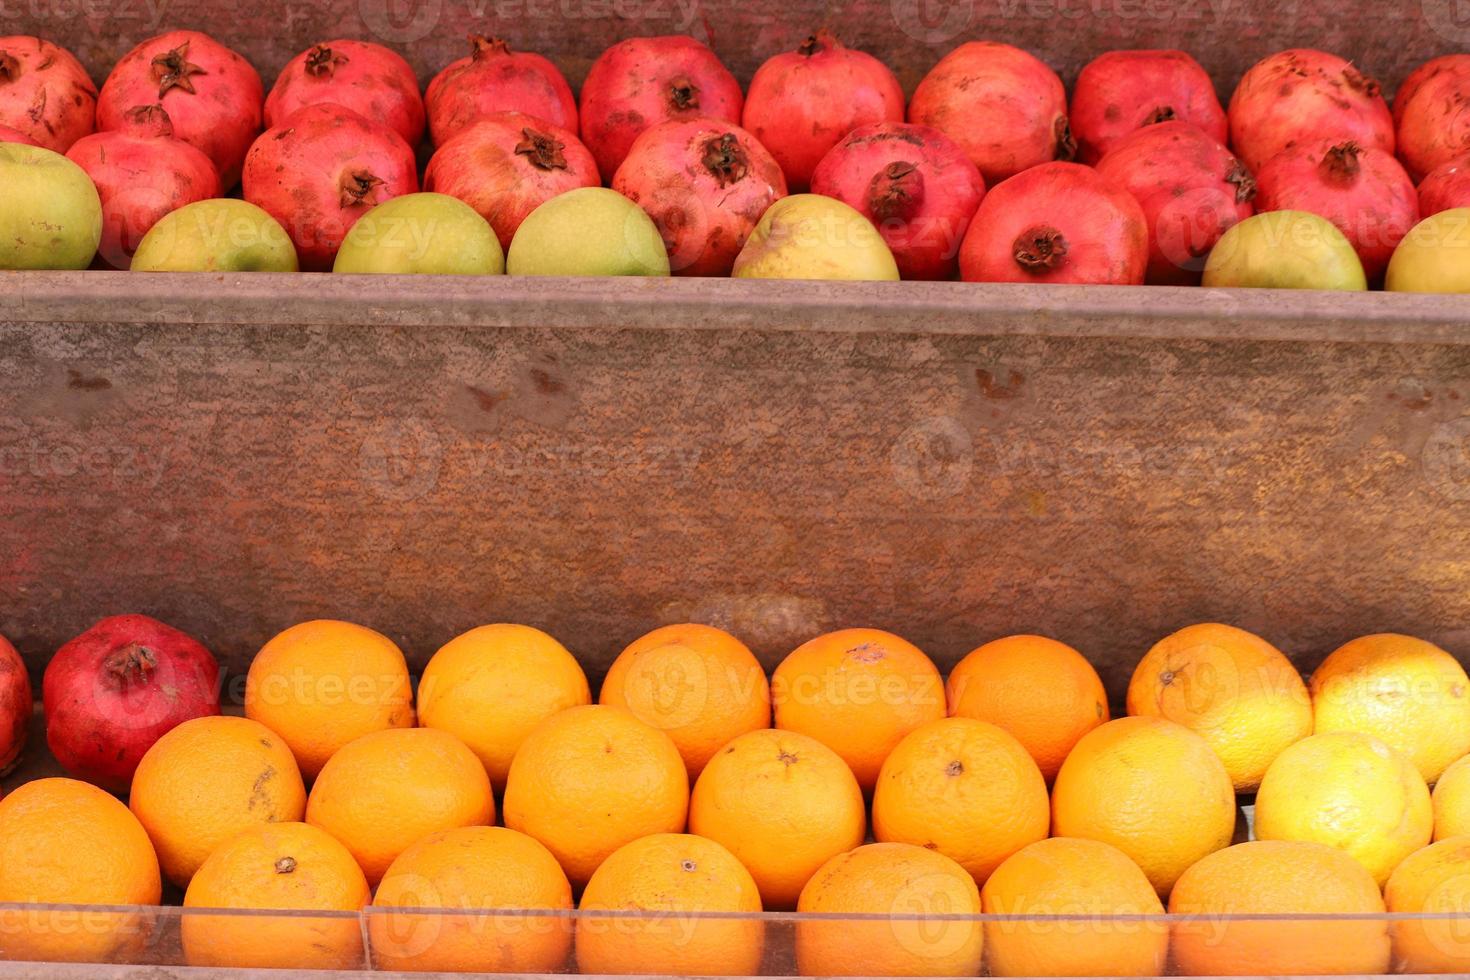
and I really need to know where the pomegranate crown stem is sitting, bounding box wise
[797,30,840,56]
[701,133,749,186]
[0,51,19,84]
[515,128,569,170]
[150,41,206,97]
[668,75,701,112]
[340,170,386,208]
[1321,141,1364,183]
[469,35,511,59]
[1013,225,1069,272]
[868,160,924,223]
[305,44,349,78]
[104,643,158,685]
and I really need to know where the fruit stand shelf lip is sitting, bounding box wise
[0,970,1455,980]
[2,272,1467,346]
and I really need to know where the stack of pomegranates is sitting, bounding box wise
[0,28,1466,284]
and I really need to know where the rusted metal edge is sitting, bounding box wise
[2,273,1467,346]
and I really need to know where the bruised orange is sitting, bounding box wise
[946,634,1108,782]
[1385,835,1470,973]
[773,628,945,790]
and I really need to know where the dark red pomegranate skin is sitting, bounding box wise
[0,634,31,777]
[43,614,221,793]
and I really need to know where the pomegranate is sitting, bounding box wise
[1393,57,1470,182]
[98,30,263,187]
[907,41,1071,186]
[958,162,1148,285]
[1254,138,1418,282]
[612,118,786,276]
[809,121,985,281]
[424,111,600,251]
[0,123,36,144]
[266,40,425,147]
[1093,121,1255,285]
[1419,157,1470,217]
[1227,49,1393,173]
[741,31,904,192]
[66,104,221,269]
[0,36,96,152]
[1069,50,1227,164]
[579,35,743,181]
[1393,55,1470,127]
[0,633,30,776]
[426,35,576,147]
[242,103,418,271]
[43,614,220,793]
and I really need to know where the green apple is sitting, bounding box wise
[1202,210,1366,290]
[1386,209,1470,293]
[507,187,669,277]
[334,193,503,274]
[733,194,900,281]
[0,142,102,270]
[131,199,298,272]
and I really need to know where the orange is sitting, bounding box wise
[244,619,414,779]
[181,822,369,970]
[1311,632,1470,782]
[306,727,494,885]
[1050,716,1235,896]
[417,623,591,789]
[0,778,161,963]
[576,833,763,976]
[503,704,688,887]
[796,842,983,977]
[1254,730,1431,885]
[1433,752,1470,839]
[1385,835,1470,972]
[130,715,307,888]
[872,717,1048,885]
[371,826,573,973]
[772,627,945,790]
[946,634,1108,782]
[1126,622,1311,791]
[689,728,865,909]
[1169,840,1389,976]
[980,837,1167,977]
[600,623,770,778]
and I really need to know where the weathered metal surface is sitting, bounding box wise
[4,273,1469,700]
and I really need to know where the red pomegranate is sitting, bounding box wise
[1227,49,1393,173]
[1393,55,1470,127]
[1419,157,1470,217]
[612,118,786,276]
[810,121,985,281]
[741,31,904,191]
[0,633,31,776]
[1069,49,1227,164]
[958,162,1148,285]
[424,111,600,251]
[908,41,1071,186]
[266,39,425,147]
[98,30,263,187]
[1393,56,1470,182]
[43,614,220,793]
[66,104,221,269]
[0,35,96,152]
[0,123,36,144]
[242,103,418,271]
[579,35,743,181]
[1093,121,1254,285]
[1254,138,1418,282]
[426,35,575,147]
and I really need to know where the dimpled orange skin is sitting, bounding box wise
[306,727,494,885]
[873,716,1048,885]
[689,728,866,909]
[1127,622,1311,791]
[417,623,591,790]
[946,634,1108,782]
[980,837,1167,978]
[181,822,370,971]
[600,623,771,778]
[772,627,945,791]
[130,715,307,888]
[1050,716,1235,896]
[1254,730,1431,886]
[1169,840,1389,976]
[1311,633,1470,782]
[796,842,983,978]
[1432,753,1470,839]
[503,705,689,887]
[1385,835,1470,973]
[0,778,162,963]
[244,619,414,780]
[371,826,574,974]
[576,833,764,976]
